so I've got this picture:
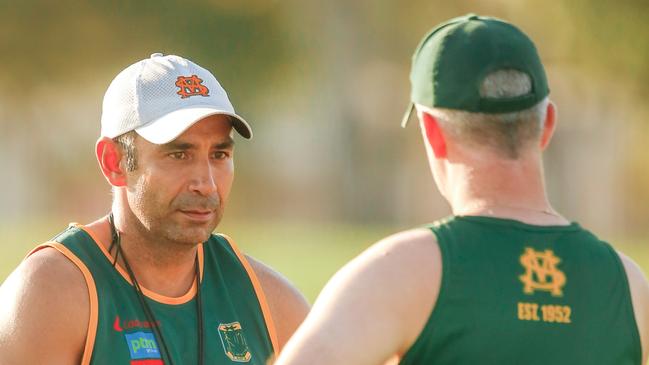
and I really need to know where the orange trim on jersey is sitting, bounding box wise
[72,223,202,306]
[217,234,280,355]
[27,243,99,365]
[198,243,205,283]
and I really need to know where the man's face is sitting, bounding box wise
[125,114,235,245]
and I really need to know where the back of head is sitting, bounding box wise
[429,70,548,159]
[402,14,550,159]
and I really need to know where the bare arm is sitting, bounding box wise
[618,251,649,365]
[246,256,310,351]
[274,228,441,365]
[0,248,88,365]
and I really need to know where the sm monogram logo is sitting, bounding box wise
[519,247,566,297]
[175,75,210,98]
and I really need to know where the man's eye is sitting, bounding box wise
[212,151,229,160]
[169,152,187,160]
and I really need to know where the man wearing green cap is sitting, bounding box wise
[275,14,649,365]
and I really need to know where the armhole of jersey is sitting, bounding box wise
[216,234,280,356]
[400,226,448,363]
[606,243,643,365]
[26,242,99,365]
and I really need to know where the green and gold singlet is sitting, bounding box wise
[400,216,642,365]
[28,224,277,365]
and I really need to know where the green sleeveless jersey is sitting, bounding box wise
[28,224,278,365]
[400,216,642,365]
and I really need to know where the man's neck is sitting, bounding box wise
[445,154,570,226]
[87,214,199,298]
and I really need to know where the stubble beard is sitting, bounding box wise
[162,207,223,245]
[129,187,225,248]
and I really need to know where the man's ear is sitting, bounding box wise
[421,111,447,158]
[540,101,557,150]
[96,137,127,187]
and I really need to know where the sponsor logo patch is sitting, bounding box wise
[113,315,161,333]
[124,331,162,360]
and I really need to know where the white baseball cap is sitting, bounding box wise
[100,53,252,144]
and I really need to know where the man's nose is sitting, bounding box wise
[188,160,218,196]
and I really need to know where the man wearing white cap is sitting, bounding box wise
[0,53,309,365]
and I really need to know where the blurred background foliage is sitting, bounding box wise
[1,0,648,300]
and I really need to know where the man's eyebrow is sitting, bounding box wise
[160,141,194,151]
[214,138,235,149]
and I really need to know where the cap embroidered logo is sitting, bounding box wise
[175,75,210,99]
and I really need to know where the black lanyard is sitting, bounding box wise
[108,213,204,365]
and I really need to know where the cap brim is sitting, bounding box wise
[135,106,253,144]
[401,102,415,128]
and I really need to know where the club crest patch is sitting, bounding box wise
[218,322,252,362]
[175,75,210,98]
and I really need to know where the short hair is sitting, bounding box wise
[113,130,138,172]
[426,69,548,159]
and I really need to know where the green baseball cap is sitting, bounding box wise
[401,14,549,127]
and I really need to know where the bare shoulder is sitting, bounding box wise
[617,251,649,310]
[245,255,310,350]
[0,246,89,364]
[617,251,649,364]
[275,228,441,365]
[317,228,441,350]
[298,226,440,317]
[348,227,441,351]
[362,227,439,265]
[339,227,441,303]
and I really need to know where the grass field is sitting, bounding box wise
[1,218,648,303]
